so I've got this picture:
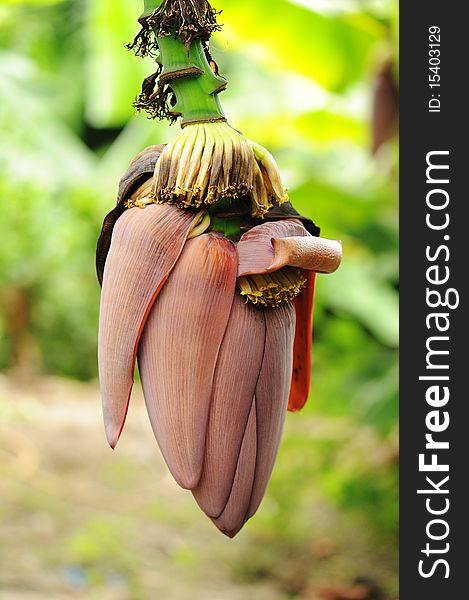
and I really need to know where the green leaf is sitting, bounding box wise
[320,259,399,347]
[215,0,384,91]
[0,0,65,5]
[85,0,154,128]
[0,52,95,185]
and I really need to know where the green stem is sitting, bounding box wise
[141,0,161,18]
[134,1,226,123]
[156,35,226,124]
[208,216,243,240]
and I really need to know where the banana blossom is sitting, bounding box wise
[97,0,342,537]
[98,148,341,537]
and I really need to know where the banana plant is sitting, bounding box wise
[97,0,342,537]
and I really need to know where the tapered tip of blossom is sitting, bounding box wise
[217,525,243,539]
[105,424,121,450]
[140,122,288,218]
[98,204,201,451]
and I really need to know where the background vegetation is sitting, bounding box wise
[0,0,398,598]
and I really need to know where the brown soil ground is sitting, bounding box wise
[0,375,398,600]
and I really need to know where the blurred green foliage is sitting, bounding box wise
[0,0,398,595]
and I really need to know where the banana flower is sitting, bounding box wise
[97,0,342,537]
